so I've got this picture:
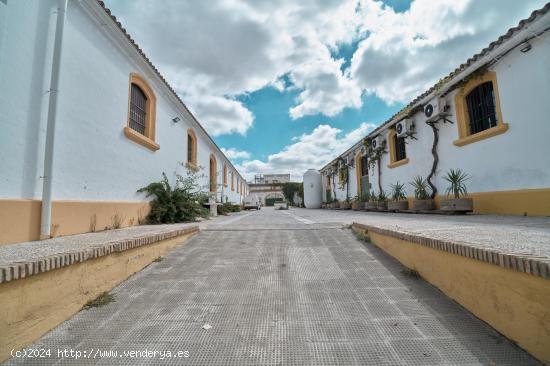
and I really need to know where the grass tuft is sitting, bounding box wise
[153,256,163,263]
[400,268,421,279]
[83,291,115,310]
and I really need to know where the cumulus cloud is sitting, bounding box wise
[104,0,545,136]
[351,0,546,103]
[220,148,251,160]
[236,122,376,181]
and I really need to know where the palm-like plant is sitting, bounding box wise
[390,182,407,201]
[444,169,470,198]
[410,176,430,200]
[369,190,377,202]
[377,189,387,202]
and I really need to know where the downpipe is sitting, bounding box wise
[40,0,68,239]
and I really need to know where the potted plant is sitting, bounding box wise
[340,198,351,210]
[388,182,408,211]
[410,176,435,211]
[351,196,364,210]
[441,169,473,212]
[366,190,377,210]
[376,189,388,210]
[331,199,339,209]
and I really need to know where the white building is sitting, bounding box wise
[320,4,550,216]
[0,0,249,245]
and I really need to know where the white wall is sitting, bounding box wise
[0,1,247,204]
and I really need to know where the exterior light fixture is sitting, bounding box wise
[172,117,181,123]
[519,42,532,53]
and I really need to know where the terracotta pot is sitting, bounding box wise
[352,201,364,210]
[387,200,408,211]
[441,198,473,212]
[340,201,351,210]
[412,199,435,211]
[366,202,377,210]
[376,201,388,210]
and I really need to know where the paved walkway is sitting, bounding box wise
[5,209,541,365]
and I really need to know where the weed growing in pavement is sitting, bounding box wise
[83,292,115,310]
[153,256,163,263]
[400,268,421,279]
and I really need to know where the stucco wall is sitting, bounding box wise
[0,1,246,206]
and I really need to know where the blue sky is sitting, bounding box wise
[104,0,546,180]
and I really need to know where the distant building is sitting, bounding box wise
[254,174,291,184]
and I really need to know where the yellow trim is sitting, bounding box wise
[355,152,362,198]
[387,130,408,168]
[453,70,508,147]
[125,73,158,151]
[123,127,159,151]
[0,232,196,362]
[352,226,550,363]
[223,165,228,186]
[209,154,217,193]
[187,128,198,166]
[388,158,409,169]
[231,172,235,191]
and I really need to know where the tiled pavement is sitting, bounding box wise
[4,209,541,365]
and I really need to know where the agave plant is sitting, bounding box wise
[369,190,377,202]
[390,182,407,201]
[410,176,430,200]
[444,169,470,198]
[377,189,387,202]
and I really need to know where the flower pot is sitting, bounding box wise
[366,202,377,210]
[321,203,327,209]
[441,197,473,212]
[340,201,351,210]
[376,201,388,210]
[411,199,435,211]
[352,201,364,210]
[387,200,408,211]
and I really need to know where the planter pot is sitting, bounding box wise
[366,202,377,210]
[411,199,435,211]
[387,201,408,211]
[352,202,364,210]
[330,202,338,209]
[376,201,388,210]
[321,203,327,209]
[441,197,473,212]
[340,201,351,210]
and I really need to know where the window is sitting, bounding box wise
[387,129,409,169]
[360,156,369,177]
[223,165,228,186]
[454,71,508,146]
[465,82,497,134]
[124,73,159,150]
[231,172,235,191]
[395,135,406,161]
[187,129,197,166]
[209,154,217,192]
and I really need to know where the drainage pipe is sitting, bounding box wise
[40,0,68,239]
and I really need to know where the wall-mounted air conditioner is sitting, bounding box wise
[371,135,385,150]
[424,97,449,122]
[396,118,415,138]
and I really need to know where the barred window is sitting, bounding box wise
[466,81,497,134]
[129,84,147,135]
[395,135,406,161]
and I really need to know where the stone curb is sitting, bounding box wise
[0,226,199,284]
[352,222,550,280]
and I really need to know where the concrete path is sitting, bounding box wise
[5,209,540,365]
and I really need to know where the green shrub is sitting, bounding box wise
[410,176,431,200]
[218,202,241,215]
[137,165,209,224]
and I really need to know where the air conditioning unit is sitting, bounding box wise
[371,135,385,150]
[424,97,449,122]
[396,118,414,138]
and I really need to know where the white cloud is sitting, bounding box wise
[351,0,546,104]
[236,122,376,181]
[221,147,251,160]
[104,0,546,135]
[184,95,253,136]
